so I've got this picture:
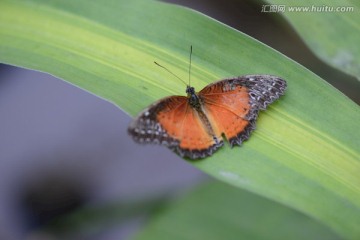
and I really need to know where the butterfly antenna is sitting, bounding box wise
[154,61,187,86]
[188,45,192,87]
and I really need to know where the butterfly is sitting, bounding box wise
[128,48,287,159]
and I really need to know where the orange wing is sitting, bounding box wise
[199,75,286,146]
[128,96,223,159]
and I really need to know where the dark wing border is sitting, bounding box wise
[237,75,287,110]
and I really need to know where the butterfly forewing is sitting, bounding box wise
[128,96,185,146]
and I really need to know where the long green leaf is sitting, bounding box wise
[0,0,359,239]
[134,181,342,240]
[266,0,360,80]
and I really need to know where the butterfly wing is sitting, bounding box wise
[128,96,223,159]
[199,75,286,146]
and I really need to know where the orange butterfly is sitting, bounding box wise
[128,48,287,159]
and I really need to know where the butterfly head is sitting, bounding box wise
[186,85,195,95]
[186,85,201,109]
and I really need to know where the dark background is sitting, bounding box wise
[0,0,359,239]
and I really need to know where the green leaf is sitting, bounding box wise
[133,181,342,240]
[265,0,360,80]
[45,196,167,237]
[0,0,359,239]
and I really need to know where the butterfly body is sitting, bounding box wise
[128,75,286,159]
